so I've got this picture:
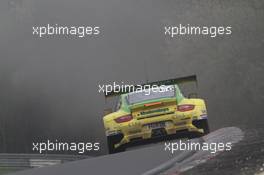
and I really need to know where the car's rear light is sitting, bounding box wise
[114,115,133,123]
[177,104,195,112]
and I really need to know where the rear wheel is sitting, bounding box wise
[201,119,210,135]
[107,134,125,154]
[191,119,210,137]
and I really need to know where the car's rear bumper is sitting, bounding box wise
[111,119,207,148]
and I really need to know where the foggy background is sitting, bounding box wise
[0,0,263,155]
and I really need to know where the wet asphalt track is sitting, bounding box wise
[8,139,176,175]
[9,127,264,175]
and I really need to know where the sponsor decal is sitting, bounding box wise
[140,108,169,115]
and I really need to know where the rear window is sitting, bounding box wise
[126,85,175,104]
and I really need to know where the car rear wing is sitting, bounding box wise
[104,75,198,98]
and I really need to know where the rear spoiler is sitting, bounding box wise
[104,75,198,98]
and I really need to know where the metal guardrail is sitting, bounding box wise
[0,153,90,171]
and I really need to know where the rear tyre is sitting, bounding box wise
[191,119,210,137]
[189,119,210,139]
[107,134,125,154]
[199,119,210,135]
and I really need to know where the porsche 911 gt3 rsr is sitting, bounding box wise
[103,75,209,154]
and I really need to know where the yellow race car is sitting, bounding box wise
[103,75,209,154]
